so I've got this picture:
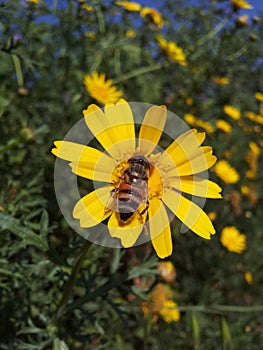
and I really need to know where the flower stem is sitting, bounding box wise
[53,240,92,325]
[12,54,24,87]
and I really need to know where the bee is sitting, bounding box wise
[107,155,150,222]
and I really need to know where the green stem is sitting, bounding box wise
[179,304,263,314]
[53,240,92,325]
[0,137,21,153]
[112,64,163,84]
[12,54,24,87]
[196,16,229,47]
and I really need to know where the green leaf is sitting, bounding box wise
[0,212,48,251]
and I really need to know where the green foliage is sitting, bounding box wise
[1,0,263,349]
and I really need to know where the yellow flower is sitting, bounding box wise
[125,29,136,38]
[140,7,164,29]
[220,226,246,254]
[214,160,240,184]
[184,113,196,125]
[195,120,214,134]
[244,271,253,284]
[52,100,222,259]
[255,92,263,102]
[230,0,253,10]
[249,141,260,155]
[186,97,193,106]
[115,1,142,11]
[223,105,241,120]
[81,4,93,12]
[245,111,263,125]
[85,32,95,39]
[184,114,214,134]
[216,119,232,133]
[211,76,230,85]
[156,35,188,67]
[83,72,122,105]
[26,0,39,3]
[208,211,217,221]
[141,283,180,323]
[159,300,180,323]
[158,261,176,283]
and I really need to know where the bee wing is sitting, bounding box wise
[104,189,119,214]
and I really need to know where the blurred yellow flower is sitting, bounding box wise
[211,76,229,85]
[220,226,246,254]
[196,120,215,134]
[244,271,253,284]
[85,32,95,39]
[158,261,176,283]
[249,141,260,155]
[141,283,180,323]
[208,211,217,221]
[156,35,188,67]
[83,72,122,105]
[245,142,260,180]
[214,160,240,184]
[216,119,232,133]
[230,0,253,9]
[126,29,136,38]
[245,111,263,125]
[184,113,196,125]
[140,7,164,29]
[186,97,193,106]
[223,105,241,120]
[82,4,93,12]
[241,185,249,196]
[255,92,263,102]
[159,300,180,323]
[52,100,222,259]
[184,114,214,134]
[115,1,142,11]
[26,0,39,3]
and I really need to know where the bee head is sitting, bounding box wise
[128,155,150,168]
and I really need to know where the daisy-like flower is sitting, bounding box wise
[140,7,164,29]
[26,0,39,4]
[184,114,214,134]
[156,35,188,67]
[245,111,263,125]
[230,0,253,10]
[115,1,142,12]
[244,271,253,284]
[211,76,230,85]
[83,72,122,105]
[223,105,241,120]
[216,119,232,133]
[214,160,240,184]
[159,300,180,323]
[255,92,263,103]
[52,100,222,258]
[141,283,180,323]
[220,226,246,254]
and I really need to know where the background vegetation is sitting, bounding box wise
[0,0,263,349]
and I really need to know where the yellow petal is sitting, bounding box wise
[73,186,112,227]
[168,176,222,198]
[148,197,173,258]
[158,129,214,175]
[108,211,145,247]
[138,105,167,155]
[83,100,135,159]
[69,151,116,182]
[52,141,101,162]
[163,189,215,239]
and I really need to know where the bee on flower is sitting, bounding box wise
[52,100,222,258]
